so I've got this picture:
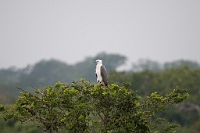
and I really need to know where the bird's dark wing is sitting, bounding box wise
[100,65,108,86]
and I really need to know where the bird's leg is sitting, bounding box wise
[101,82,105,86]
[98,81,101,86]
[98,81,105,86]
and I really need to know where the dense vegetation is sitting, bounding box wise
[0,79,188,133]
[0,52,200,132]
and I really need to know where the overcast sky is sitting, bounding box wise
[0,0,200,69]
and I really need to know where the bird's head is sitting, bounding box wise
[95,59,103,65]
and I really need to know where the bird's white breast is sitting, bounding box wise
[96,64,102,82]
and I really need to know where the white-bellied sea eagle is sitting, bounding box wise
[95,59,108,86]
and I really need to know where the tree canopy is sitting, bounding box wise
[0,79,188,133]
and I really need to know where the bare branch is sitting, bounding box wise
[17,86,26,92]
[21,117,34,124]
[31,84,38,90]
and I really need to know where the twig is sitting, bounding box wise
[17,86,26,92]
[31,85,45,95]
[21,117,34,124]
[31,84,38,90]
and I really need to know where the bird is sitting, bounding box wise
[95,59,108,86]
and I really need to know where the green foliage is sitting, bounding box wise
[0,104,5,111]
[0,118,44,133]
[109,67,200,132]
[0,79,188,133]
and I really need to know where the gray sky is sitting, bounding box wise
[0,0,200,69]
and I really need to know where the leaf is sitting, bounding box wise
[78,114,84,120]
[102,92,108,95]
[54,81,62,88]
[0,104,5,112]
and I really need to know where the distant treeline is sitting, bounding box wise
[0,52,200,99]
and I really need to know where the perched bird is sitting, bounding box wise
[95,59,108,86]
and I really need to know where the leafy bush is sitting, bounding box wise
[0,79,188,133]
